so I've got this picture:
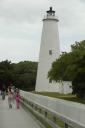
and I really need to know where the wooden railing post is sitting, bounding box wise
[45,111,47,118]
[65,123,68,128]
[53,116,56,123]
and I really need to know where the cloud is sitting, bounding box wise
[0,0,85,62]
[55,0,85,52]
[0,38,40,62]
[0,0,50,22]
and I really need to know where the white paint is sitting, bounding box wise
[48,81,72,94]
[35,7,60,92]
[35,7,72,94]
[21,91,85,127]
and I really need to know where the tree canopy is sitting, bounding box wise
[13,61,38,91]
[48,40,85,98]
[0,60,38,91]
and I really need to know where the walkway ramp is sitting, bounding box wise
[0,96,41,128]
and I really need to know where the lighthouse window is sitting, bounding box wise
[49,50,52,55]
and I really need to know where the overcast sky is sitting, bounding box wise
[0,0,85,63]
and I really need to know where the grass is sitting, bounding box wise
[33,92,85,104]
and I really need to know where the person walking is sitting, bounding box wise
[15,89,21,109]
[1,85,6,100]
[8,86,13,108]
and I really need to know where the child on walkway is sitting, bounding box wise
[15,89,21,109]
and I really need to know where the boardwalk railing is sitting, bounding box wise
[20,91,85,128]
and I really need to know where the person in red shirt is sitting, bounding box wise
[15,89,21,109]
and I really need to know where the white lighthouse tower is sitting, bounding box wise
[35,7,60,92]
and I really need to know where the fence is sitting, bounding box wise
[20,90,85,128]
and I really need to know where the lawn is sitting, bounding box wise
[33,92,85,104]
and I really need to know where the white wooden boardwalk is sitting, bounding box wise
[0,96,41,128]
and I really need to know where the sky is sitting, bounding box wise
[0,0,85,63]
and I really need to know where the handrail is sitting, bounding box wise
[20,91,85,128]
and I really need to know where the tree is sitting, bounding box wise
[0,60,38,91]
[48,40,85,98]
[0,60,14,89]
[13,61,38,91]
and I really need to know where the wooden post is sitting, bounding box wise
[53,116,56,123]
[65,123,68,128]
[45,111,47,117]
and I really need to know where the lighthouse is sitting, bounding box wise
[35,7,60,92]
